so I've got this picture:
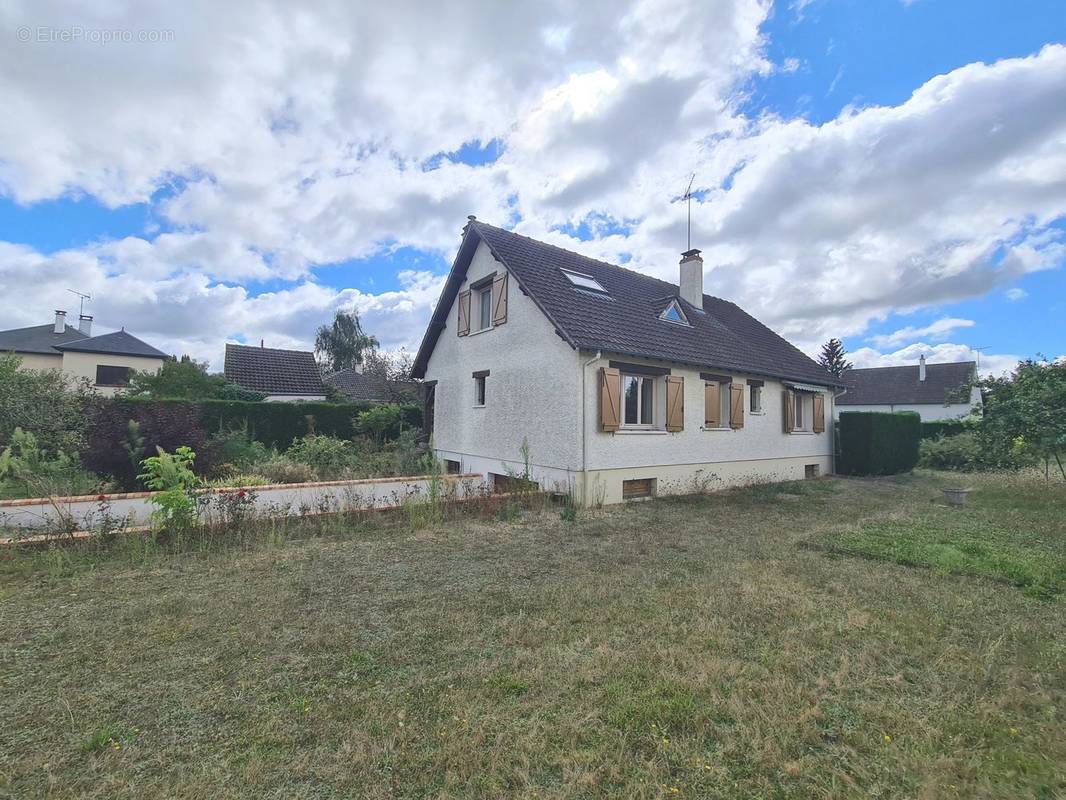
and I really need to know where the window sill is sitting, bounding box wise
[615,429,668,435]
[750,410,765,416]
[472,404,485,409]
[701,426,733,432]
[790,430,815,435]
[467,326,493,337]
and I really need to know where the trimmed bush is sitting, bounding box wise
[838,411,921,476]
[920,418,974,440]
[199,400,371,447]
[84,399,211,489]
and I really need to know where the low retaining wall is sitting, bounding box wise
[0,473,486,533]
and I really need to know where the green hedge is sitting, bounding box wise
[838,411,921,476]
[919,418,974,440]
[100,397,422,450]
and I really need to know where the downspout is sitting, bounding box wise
[580,350,602,504]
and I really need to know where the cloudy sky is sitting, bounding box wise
[1,0,1064,376]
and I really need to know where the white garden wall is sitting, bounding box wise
[0,473,486,534]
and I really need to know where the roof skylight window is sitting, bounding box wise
[561,269,607,293]
[660,300,690,326]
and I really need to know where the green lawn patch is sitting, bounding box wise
[811,475,1066,598]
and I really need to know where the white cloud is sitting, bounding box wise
[1005,287,1027,301]
[868,317,975,348]
[0,3,1062,372]
[849,342,1020,378]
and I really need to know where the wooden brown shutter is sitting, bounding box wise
[457,290,471,336]
[729,383,744,429]
[599,367,621,432]
[666,376,684,432]
[492,273,508,326]
[813,393,825,433]
[704,381,720,427]
[783,389,795,433]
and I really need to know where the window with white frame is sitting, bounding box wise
[749,384,763,413]
[621,374,655,427]
[477,286,492,330]
[793,391,813,431]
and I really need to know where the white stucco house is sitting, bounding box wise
[411,218,841,506]
[836,357,981,421]
[0,311,167,396]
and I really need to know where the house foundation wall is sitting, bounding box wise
[579,454,834,506]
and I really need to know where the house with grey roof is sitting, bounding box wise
[224,343,327,401]
[412,218,841,505]
[0,310,168,396]
[325,367,418,404]
[836,357,980,421]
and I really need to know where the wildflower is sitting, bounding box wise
[237,490,247,498]
[884,734,892,743]
[1009,727,1019,736]
[97,494,107,501]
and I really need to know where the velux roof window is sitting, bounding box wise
[561,269,607,294]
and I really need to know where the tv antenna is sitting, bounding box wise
[67,289,92,318]
[681,173,696,251]
[972,345,988,372]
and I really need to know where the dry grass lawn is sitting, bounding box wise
[0,471,1063,799]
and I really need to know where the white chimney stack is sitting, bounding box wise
[679,249,704,309]
[53,310,66,334]
[919,354,927,382]
[79,314,93,336]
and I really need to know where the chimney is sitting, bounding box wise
[53,310,66,334]
[78,314,93,336]
[919,354,927,382]
[679,249,704,308]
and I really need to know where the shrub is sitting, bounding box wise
[918,431,985,471]
[838,412,921,476]
[920,418,975,440]
[200,400,371,448]
[353,404,422,443]
[0,427,106,500]
[209,426,271,470]
[0,353,92,455]
[285,435,354,478]
[253,458,316,485]
[138,446,200,531]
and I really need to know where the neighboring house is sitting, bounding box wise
[0,310,167,396]
[411,218,841,505]
[836,357,980,421]
[325,367,418,403]
[224,343,327,401]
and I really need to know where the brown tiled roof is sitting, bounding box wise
[412,220,839,386]
[224,343,325,395]
[838,361,976,405]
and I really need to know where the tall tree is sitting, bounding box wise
[315,311,379,373]
[818,338,853,377]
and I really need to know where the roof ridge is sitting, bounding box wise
[472,220,732,303]
[226,342,315,356]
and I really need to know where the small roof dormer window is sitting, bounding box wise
[659,300,689,326]
[561,269,607,294]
